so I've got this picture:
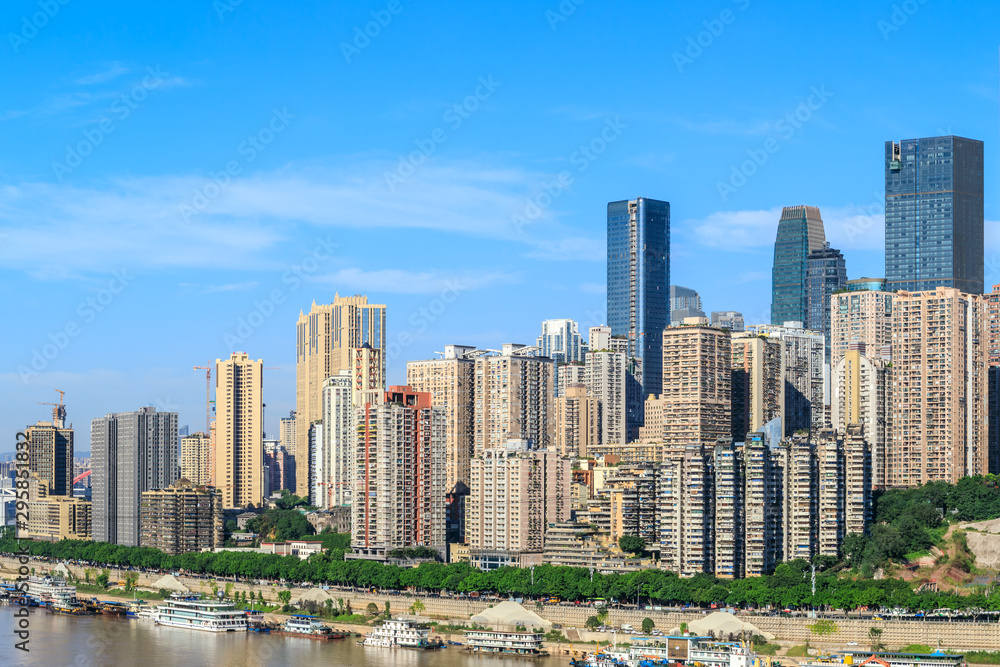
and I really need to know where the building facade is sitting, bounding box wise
[607,197,670,402]
[554,383,600,458]
[731,334,784,439]
[885,136,984,295]
[536,319,587,364]
[831,344,891,489]
[670,285,706,325]
[889,288,988,485]
[830,289,894,368]
[24,417,73,497]
[473,346,555,453]
[466,440,570,569]
[805,242,847,359]
[296,294,386,495]
[91,407,178,546]
[352,387,446,558]
[711,311,745,332]
[180,432,212,486]
[214,352,264,509]
[771,205,827,325]
[139,479,222,555]
[747,323,826,436]
[585,347,627,448]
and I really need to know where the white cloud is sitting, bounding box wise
[75,63,131,85]
[310,268,518,295]
[0,160,596,278]
[684,207,782,251]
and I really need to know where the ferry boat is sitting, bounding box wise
[25,576,77,606]
[466,629,548,656]
[363,618,444,649]
[152,596,248,632]
[49,600,96,615]
[126,600,149,618]
[101,601,130,616]
[274,614,347,640]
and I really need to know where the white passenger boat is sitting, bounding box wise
[152,596,247,632]
[362,618,444,649]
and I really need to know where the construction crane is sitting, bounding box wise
[37,388,67,427]
[193,366,213,435]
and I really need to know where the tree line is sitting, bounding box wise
[2,531,997,612]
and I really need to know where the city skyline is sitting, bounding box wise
[3,2,999,452]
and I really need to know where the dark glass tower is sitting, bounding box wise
[607,197,670,412]
[805,242,847,360]
[885,135,984,294]
[771,206,826,325]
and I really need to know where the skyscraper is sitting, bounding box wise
[669,285,706,325]
[607,197,670,403]
[885,136,984,294]
[352,386,446,558]
[771,205,826,325]
[179,432,211,486]
[92,407,178,546]
[296,294,386,495]
[319,372,353,509]
[536,319,587,364]
[24,409,73,497]
[214,352,264,509]
[805,242,847,359]
[890,288,988,485]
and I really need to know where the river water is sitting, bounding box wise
[0,606,574,667]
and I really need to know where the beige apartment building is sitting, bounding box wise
[659,445,713,576]
[24,475,91,542]
[585,347,627,447]
[731,333,784,439]
[652,325,732,451]
[889,288,988,486]
[831,344,891,488]
[24,414,73,497]
[139,479,223,555]
[214,352,263,508]
[466,440,570,569]
[296,294,386,495]
[830,289,894,367]
[180,432,212,486]
[407,345,476,496]
[473,345,555,452]
[554,382,599,457]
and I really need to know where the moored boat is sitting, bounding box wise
[101,601,130,616]
[363,618,444,649]
[273,614,347,640]
[465,629,547,656]
[152,596,247,632]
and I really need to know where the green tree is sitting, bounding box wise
[868,627,885,652]
[642,618,655,634]
[277,589,292,609]
[96,571,110,589]
[585,615,600,630]
[618,535,646,555]
[409,599,426,615]
[809,620,838,637]
[366,602,379,616]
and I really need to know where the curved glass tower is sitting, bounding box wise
[771,205,826,325]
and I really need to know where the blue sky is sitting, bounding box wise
[2,0,997,453]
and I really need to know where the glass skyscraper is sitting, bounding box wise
[805,242,847,360]
[607,197,670,405]
[885,135,984,294]
[771,205,826,325]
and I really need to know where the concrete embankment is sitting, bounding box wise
[5,555,1000,651]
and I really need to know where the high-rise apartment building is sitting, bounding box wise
[24,477,92,542]
[843,424,872,538]
[670,285,706,325]
[319,372,353,509]
[771,205,826,325]
[352,386,446,558]
[279,411,296,452]
[263,440,295,496]
[805,242,847,359]
[556,363,586,396]
[885,136,984,295]
[180,432,212,486]
[743,431,784,576]
[92,407,178,546]
[585,347,627,448]
[554,383,599,458]
[607,197,670,403]
[214,352,263,509]
[779,435,816,563]
[711,311,745,332]
[24,412,73,497]
[296,294,386,495]
[831,344,891,489]
[746,323,826,436]
[139,479,222,555]
[536,319,587,364]
[473,345,555,453]
[830,288,894,368]
[605,463,660,550]
[659,445,714,575]
[653,325,732,451]
[731,334,784,439]
[890,288,988,485]
[466,439,570,569]
[713,438,743,578]
[988,285,1000,474]
[813,429,842,557]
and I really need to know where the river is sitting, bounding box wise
[0,605,574,667]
